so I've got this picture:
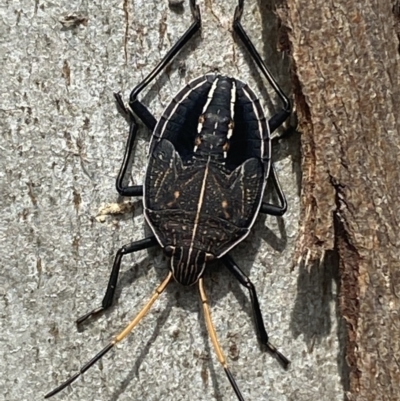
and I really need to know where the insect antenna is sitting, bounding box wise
[198,278,245,401]
[45,272,173,399]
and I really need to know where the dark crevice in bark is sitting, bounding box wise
[331,178,362,399]
[324,248,350,399]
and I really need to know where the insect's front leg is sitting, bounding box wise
[233,0,291,215]
[115,0,201,197]
[233,0,291,135]
[128,0,201,105]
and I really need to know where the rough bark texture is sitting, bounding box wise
[280,0,400,400]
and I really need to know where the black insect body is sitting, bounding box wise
[145,75,269,287]
[45,1,291,401]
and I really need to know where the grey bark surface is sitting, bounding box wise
[1,1,343,401]
[281,0,400,400]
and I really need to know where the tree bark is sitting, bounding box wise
[279,0,400,400]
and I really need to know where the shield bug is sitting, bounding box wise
[45,1,291,400]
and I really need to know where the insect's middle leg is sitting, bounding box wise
[114,101,146,197]
[222,254,290,368]
[260,164,287,216]
[76,236,158,324]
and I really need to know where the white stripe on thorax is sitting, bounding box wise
[197,77,219,134]
[227,80,236,139]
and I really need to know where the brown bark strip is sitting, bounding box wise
[279,0,400,399]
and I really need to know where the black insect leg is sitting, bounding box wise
[233,0,291,134]
[221,254,290,369]
[45,272,173,399]
[115,90,157,131]
[260,164,287,216]
[76,236,158,324]
[128,0,201,105]
[114,85,159,196]
[115,0,201,197]
[114,104,145,197]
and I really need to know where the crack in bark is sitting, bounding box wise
[331,173,362,399]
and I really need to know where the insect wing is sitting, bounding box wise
[212,158,264,228]
[144,138,265,256]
